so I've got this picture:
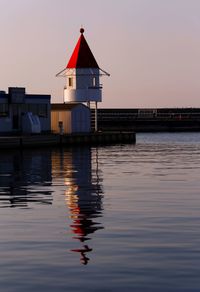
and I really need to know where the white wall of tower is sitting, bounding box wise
[64,68,102,103]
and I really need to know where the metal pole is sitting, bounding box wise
[95,101,98,132]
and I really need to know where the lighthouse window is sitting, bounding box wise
[92,77,96,87]
[68,77,73,87]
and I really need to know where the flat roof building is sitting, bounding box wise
[51,103,91,134]
[0,87,51,134]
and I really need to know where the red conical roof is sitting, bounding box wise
[66,28,99,69]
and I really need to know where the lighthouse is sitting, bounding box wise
[56,28,109,132]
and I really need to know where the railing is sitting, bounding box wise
[91,109,200,122]
[88,85,103,89]
[64,85,103,90]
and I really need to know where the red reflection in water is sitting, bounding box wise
[65,148,103,265]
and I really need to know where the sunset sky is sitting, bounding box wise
[1,0,200,108]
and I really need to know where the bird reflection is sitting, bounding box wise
[71,245,92,265]
[62,147,104,265]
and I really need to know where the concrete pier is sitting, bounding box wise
[0,132,136,149]
[94,108,200,132]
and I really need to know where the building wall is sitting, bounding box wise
[51,104,91,134]
[76,68,100,89]
[71,105,91,133]
[0,95,12,132]
[51,111,71,134]
[0,89,51,134]
[0,117,12,132]
[64,68,101,103]
[25,97,51,131]
[64,88,101,103]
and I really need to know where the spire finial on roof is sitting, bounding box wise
[80,27,84,34]
[66,26,99,69]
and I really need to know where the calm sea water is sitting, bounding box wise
[1,133,200,291]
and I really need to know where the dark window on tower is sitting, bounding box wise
[68,77,73,87]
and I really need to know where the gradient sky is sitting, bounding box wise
[1,0,200,108]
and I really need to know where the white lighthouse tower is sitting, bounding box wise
[56,28,109,131]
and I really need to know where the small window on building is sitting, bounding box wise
[0,104,9,117]
[68,77,73,87]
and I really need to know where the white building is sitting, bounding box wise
[51,103,91,134]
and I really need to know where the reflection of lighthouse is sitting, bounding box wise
[64,147,104,265]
